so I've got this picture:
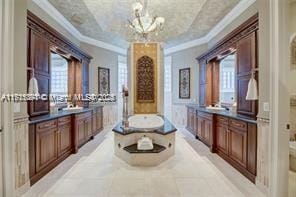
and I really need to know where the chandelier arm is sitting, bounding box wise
[137,15,145,33]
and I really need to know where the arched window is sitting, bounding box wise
[136,56,154,103]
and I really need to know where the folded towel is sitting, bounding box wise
[28,77,39,95]
[246,78,258,100]
[137,136,154,150]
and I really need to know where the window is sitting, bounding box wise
[50,53,68,101]
[118,56,127,120]
[219,54,236,104]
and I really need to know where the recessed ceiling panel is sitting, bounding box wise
[48,0,241,48]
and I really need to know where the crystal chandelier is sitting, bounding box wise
[128,0,165,41]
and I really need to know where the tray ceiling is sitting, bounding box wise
[48,0,241,48]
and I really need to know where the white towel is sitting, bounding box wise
[246,78,258,100]
[28,77,39,95]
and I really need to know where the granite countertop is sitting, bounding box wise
[186,104,257,124]
[29,105,103,124]
[112,116,177,135]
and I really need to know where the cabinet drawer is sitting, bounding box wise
[37,119,57,130]
[197,111,213,120]
[75,111,92,120]
[58,116,71,125]
[229,119,247,131]
[216,116,228,125]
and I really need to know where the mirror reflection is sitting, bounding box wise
[219,53,236,105]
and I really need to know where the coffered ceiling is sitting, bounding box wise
[47,0,241,49]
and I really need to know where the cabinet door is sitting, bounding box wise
[228,127,247,167]
[197,118,204,139]
[216,124,228,155]
[77,119,85,146]
[36,125,57,172]
[58,123,71,156]
[85,116,93,139]
[204,120,212,145]
[236,31,257,117]
[92,112,97,134]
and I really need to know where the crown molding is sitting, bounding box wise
[33,0,255,56]
[32,0,127,55]
[164,0,256,55]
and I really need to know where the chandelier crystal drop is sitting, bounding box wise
[128,0,165,41]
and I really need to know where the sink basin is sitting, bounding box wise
[128,114,164,130]
[206,106,226,111]
[62,106,83,111]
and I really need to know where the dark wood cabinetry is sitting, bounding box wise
[35,120,58,172]
[57,116,72,156]
[186,106,257,183]
[29,107,104,185]
[197,14,258,119]
[196,111,214,151]
[215,115,257,182]
[30,117,72,184]
[236,32,258,117]
[74,111,93,149]
[27,11,92,117]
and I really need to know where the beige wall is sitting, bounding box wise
[80,43,124,99]
[27,0,80,46]
[170,44,208,104]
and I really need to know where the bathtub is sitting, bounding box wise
[290,141,296,172]
[128,114,164,130]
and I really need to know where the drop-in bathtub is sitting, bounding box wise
[112,114,177,166]
[290,141,296,172]
[128,114,165,130]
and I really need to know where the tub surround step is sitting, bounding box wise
[123,143,166,154]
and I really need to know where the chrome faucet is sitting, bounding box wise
[122,85,129,129]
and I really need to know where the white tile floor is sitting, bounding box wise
[23,127,265,197]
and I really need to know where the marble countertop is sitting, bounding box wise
[29,105,103,124]
[112,116,177,135]
[186,104,257,124]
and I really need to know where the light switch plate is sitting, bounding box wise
[263,102,270,112]
[14,103,20,113]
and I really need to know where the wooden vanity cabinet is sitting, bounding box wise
[186,106,196,136]
[74,111,93,149]
[30,116,72,185]
[35,120,58,172]
[57,116,72,157]
[215,115,257,182]
[196,111,214,152]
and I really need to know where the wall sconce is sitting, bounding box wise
[27,67,39,95]
[246,68,259,100]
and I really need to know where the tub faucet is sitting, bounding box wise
[122,85,129,129]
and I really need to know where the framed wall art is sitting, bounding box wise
[179,68,190,99]
[98,67,110,94]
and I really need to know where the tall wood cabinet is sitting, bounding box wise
[27,11,92,117]
[236,32,258,117]
[197,14,258,119]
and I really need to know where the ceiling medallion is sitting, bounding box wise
[128,0,165,42]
